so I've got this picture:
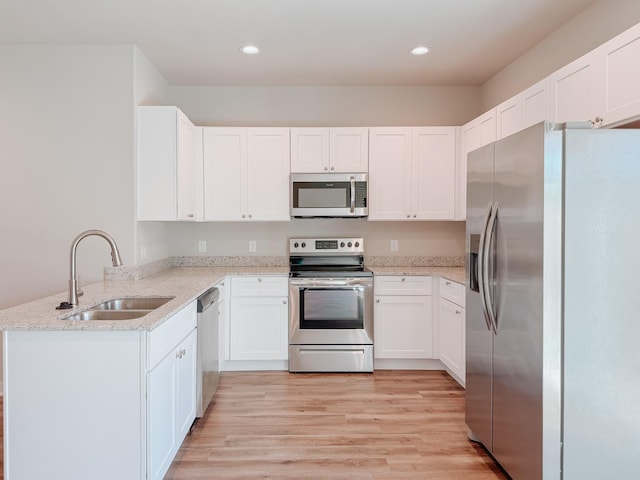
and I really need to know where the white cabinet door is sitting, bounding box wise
[439,298,465,385]
[374,295,433,359]
[137,106,199,221]
[521,79,550,129]
[147,346,178,480]
[412,127,456,220]
[246,128,290,221]
[230,296,289,360]
[291,127,368,173]
[368,127,412,220]
[496,95,522,140]
[290,128,329,172]
[175,329,197,440]
[330,127,369,172]
[203,127,246,221]
[598,22,640,127]
[549,50,599,124]
[477,108,497,147]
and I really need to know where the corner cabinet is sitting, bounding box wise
[369,127,457,221]
[373,276,434,359]
[290,127,369,173]
[3,301,198,480]
[202,127,290,221]
[438,278,465,386]
[228,275,289,365]
[137,106,201,221]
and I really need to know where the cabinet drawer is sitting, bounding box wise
[148,302,197,368]
[374,275,432,296]
[439,277,465,308]
[230,275,288,297]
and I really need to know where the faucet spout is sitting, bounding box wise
[67,229,123,306]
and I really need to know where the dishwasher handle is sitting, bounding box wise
[197,287,219,312]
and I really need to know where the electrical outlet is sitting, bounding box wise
[249,240,257,252]
[140,245,147,260]
[391,240,398,252]
[198,240,207,253]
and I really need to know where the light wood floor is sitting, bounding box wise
[166,370,507,480]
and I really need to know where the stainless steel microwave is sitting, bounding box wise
[290,173,368,218]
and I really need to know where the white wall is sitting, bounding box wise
[168,220,465,258]
[170,86,481,127]
[133,47,174,265]
[481,0,640,110]
[0,45,137,310]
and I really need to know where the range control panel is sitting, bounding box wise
[289,238,364,254]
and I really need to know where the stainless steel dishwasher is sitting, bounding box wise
[196,287,220,418]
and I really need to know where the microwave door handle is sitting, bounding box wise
[350,176,355,214]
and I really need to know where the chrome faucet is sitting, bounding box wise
[64,230,123,307]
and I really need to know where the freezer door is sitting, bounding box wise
[491,122,546,480]
[465,142,495,450]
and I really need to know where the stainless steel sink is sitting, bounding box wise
[92,297,174,311]
[65,310,153,321]
[62,296,175,321]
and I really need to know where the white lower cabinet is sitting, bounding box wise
[438,278,465,386]
[228,275,289,362]
[373,276,434,359]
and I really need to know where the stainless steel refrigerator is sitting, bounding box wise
[465,121,640,480]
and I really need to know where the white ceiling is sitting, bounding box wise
[0,0,598,86]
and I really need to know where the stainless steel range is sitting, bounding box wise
[288,237,374,373]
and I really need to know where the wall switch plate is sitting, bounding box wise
[198,240,207,253]
[249,240,257,252]
[391,240,398,252]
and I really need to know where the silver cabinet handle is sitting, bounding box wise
[324,166,329,171]
[401,277,406,282]
[330,166,335,171]
[282,299,287,304]
[376,298,380,303]
[257,277,262,282]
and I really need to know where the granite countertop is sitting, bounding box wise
[0,266,288,332]
[0,263,465,332]
[369,266,465,284]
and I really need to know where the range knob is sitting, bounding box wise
[354,241,360,247]
[301,242,306,248]
[340,241,346,247]
[293,242,299,248]
[347,242,353,247]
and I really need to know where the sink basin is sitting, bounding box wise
[62,296,175,321]
[65,310,153,321]
[92,296,174,311]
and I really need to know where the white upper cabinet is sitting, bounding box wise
[137,106,201,221]
[290,127,368,173]
[369,127,456,221]
[496,79,549,140]
[203,127,290,222]
[456,109,496,220]
[548,50,599,125]
[598,22,640,127]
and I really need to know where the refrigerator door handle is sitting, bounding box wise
[477,201,493,331]
[483,202,499,334]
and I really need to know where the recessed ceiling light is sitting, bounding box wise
[410,46,430,56]
[241,45,260,55]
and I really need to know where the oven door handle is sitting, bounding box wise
[289,278,372,288]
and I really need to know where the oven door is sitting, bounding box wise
[289,277,373,345]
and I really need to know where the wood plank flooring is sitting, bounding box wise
[166,370,507,480]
